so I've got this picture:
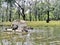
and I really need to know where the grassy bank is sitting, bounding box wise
[0,21,60,28]
[0,22,12,26]
[27,21,60,28]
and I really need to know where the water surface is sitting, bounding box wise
[0,26,60,45]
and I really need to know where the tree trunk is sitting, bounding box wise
[46,0,50,23]
[22,8,25,20]
[35,0,37,21]
[35,10,37,21]
[46,10,49,23]
[38,14,40,21]
[29,9,32,21]
[15,1,25,20]
[2,15,3,22]
[9,3,12,22]
[6,3,8,21]
[17,7,20,20]
[35,15,37,21]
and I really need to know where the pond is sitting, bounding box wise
[0,26,60,45]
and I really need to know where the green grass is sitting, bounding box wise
[0,21,12,26]
[27,21,60,28]
[0,21,60,28]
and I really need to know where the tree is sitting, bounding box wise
[53,0,60,20]
[1,0,59,21]
[0,0,2,7]
[5,0,15,22]
[34,0,38,21]
[0,0,3,22]
[6,1,8,21]
[29,2,32,21]
[45,0,50,23]
[15,0,26,20]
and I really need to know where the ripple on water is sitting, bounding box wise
[16,42,22,45]
[2,39,11,45]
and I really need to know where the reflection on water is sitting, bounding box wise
[2,39,11,45]
[0,26,60,45]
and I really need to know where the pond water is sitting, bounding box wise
[0,26,60,45]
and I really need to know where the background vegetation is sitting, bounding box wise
[0,0,60,23]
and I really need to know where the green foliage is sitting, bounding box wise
[0,0,60,21]
[53,0,60,20]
